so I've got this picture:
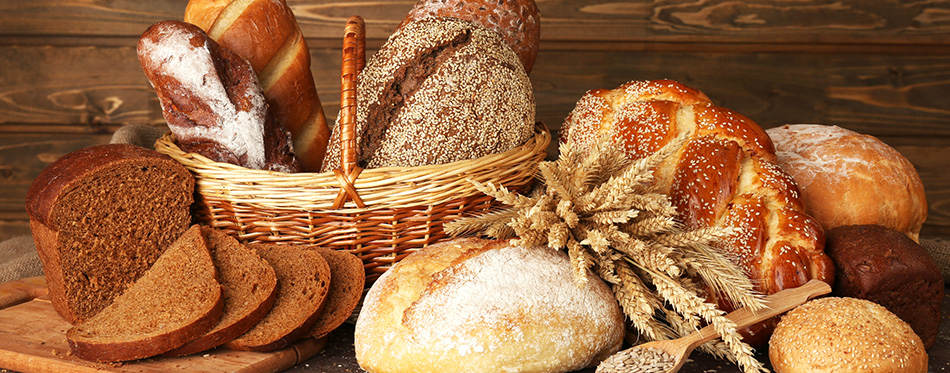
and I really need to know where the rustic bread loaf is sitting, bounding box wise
[308,247,365,339]
[25,144,194,324]
[66,225,223,362]
[164,227,279,357]
[225,244,330,352]
[825,224,943,348]
[322,17,536,171]
[137,20,300,173]
[767,124,927,242]
[398,0,541,73]
[184,0,331,171]
[769,297,927,373]
[559,79,835,347]
[354,238,624,373]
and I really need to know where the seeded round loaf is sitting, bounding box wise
[398,0,541,73]
[825,224,943,348]
[769,297,927,373]
[322,17,536,171]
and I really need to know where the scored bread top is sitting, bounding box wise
[354,237,624,373]
[65,225,223,362]
[226,244,331,352]
[163,227,279,357]
[399,0,541,73]
[322,17,536,171]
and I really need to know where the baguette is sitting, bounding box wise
[185,0,331,172]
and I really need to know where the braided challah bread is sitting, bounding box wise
[184,0,330,171]
[560,79,835,347]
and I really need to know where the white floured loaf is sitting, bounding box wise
[354,237,625,373]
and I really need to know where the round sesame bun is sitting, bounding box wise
[766,124,927,242]
[769,297,927,373]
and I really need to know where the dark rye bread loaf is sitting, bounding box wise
[25,144,194,324]
[66,225,223,362]
[309,247,365,339]
[225,244,331,352]
[163,227,278,357]
[826,224,944,348]
[322,17,535,171]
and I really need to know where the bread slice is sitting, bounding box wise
[225,244,330,352]
[25,144,194,324]
[309,247,365,339]
[163,227,278,357]
[66,225,223,362]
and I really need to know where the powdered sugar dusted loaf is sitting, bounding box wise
[354,238,624,373]
[137,20,299,173]
[322,17,536,171]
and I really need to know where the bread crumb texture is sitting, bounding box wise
[769,297,927,373]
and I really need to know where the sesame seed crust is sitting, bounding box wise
[560,79,835,346]
[322,17,535,171]
[769,297,928,373]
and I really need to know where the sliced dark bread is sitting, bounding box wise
[225,244,330,352]
[66,225,223,362]
[163,227,279,357]
[25,144,194,324]
[308,247,365,339]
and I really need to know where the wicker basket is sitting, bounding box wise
[154,16,550,283]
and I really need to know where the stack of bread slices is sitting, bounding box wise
[26,144,365,363]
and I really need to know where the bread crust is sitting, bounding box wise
[137,20,300,172]
[769,297,928,372]
[767,124,927,242]
[399,0,541,73]
[322,17,535,171]
[354,238,624,373]
[185,0,330,171]
[826,225,944,348]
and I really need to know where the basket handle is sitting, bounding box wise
[333,15,366,209]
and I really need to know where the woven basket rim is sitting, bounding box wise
[154,122,550,213]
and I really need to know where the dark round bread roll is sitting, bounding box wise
[398,0,541,73]
[826,224,944,348]
[322,17,536,171]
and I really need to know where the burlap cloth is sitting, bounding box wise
[3,124,950,286]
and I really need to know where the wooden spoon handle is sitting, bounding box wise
[686,279,832,348]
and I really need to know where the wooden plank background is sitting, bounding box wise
[1,0,949,242]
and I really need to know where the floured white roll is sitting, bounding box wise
[355,238,625,373]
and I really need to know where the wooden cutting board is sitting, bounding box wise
[0,277,327,373]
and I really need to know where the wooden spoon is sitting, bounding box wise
[597,279,832,373]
